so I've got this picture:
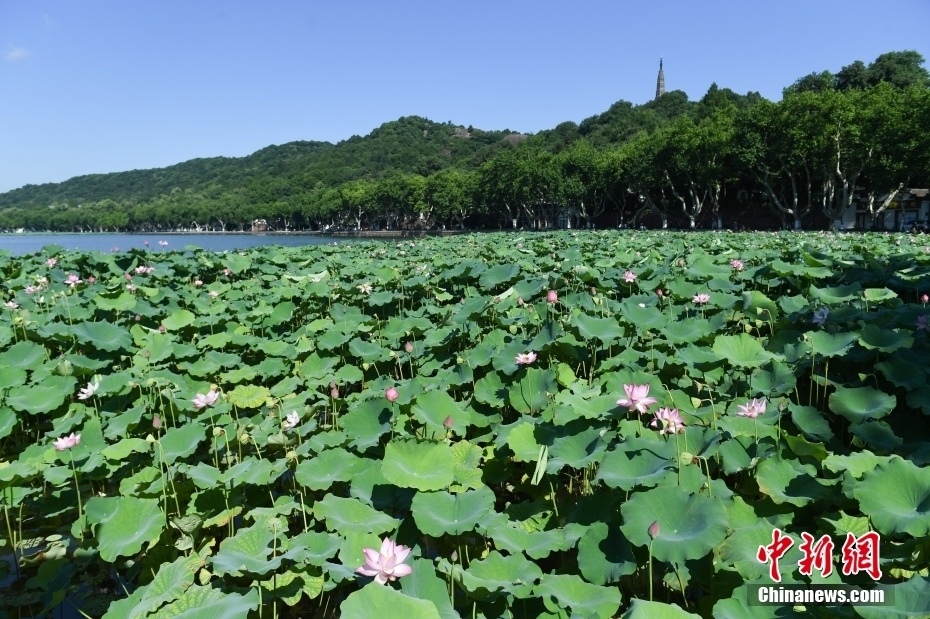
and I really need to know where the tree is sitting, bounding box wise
[866,50,929,89]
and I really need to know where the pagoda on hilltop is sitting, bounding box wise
[656,58,666,99]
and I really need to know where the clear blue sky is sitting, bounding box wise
[2,1,928,193]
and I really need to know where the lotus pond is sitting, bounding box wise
[1,230,929,618]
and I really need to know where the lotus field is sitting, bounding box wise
[3,230,930,619]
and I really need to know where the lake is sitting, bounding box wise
[0,233,374,256]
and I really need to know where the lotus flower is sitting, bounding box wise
[922,294,929,303]
[692,293,710,304]
[54,432,81,451]
[64,273,82,287]
[356,537,413,585]
[283,411,300,430]
[357,282,373,294]
[736,398,767,419]
[650,407,685,435]
[546,290,558,304]
[623,270,637,283]
[46,258,57,267]
[5,301,18,309]
[385,387,399,402]
[812,307,829,326]
[208,290,219,298]
[515,351,537,365]
[730,259,744,271]
[77,379,99,401]
[158,240,169,247]
[192,389,219,409]
[616,384,658,414]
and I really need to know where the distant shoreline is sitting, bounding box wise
[1,229,471,238]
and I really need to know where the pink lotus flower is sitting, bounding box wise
[692,293,710,304]
[736,398,767,419]
[650,407,685,435]
[134,266,154,275]
[126,284,137,291]
[54,432,81,451]
[730,259,744,271]
[192,389,219,409]
[515,351,537,365]
[64,273,82,287]
[616,384,658,414]
[46,258,57,267]
[144,240,150,246]
[546,290,558,304]
[158,240,169,247]
[385,387,399,402]
[5,301,18,309]
[24,285,39,295]
[921,294,929,304]
[357,282,373,294]
[656,289,664,297]
[356,537,413,585]
[623,270,637,283]
[208,290,219,298]
[194,279,203,286]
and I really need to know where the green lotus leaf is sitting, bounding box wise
[0,341,48,370]
[411,487,495,536]
[93,291,138,312]
[546,425,610,472]
[473,372,507,407]
[621,599,701,619]
[312,495,399,534]
[0,406,15,441]
[857,324,913,353]
[104,553,202,619]
[84,496,165,563]
[348,337,391,361]
[5,376,76,415]
[594,437,676,491]
[71,321,132,352]
[398,558,458,619]
[161,309,196,331]
[716,524,803,581]
[341,583,441,619]
[158,423,205,465]
[0,366,27,390]
[828,385,896,423]
[741,290,779,319]
[295,448,367,491]
[508,367,557,414]
[862,287,898,302]
[712,585,807,619]
[577,521,636,585]
[712,333,773,368]
[751,361,797,396]
[755,457,834,506]
[788,403,834,442]
[453,550,542,599]
[534,573,622,619]
[808,283,860,304]
[620,485,729,563]
[226,384,270,409]
[854,575,930,619]
[223,457,280,486]
[854,456,930,536]
[381,440,456,491]
[479,263,520,289]
[102,438,151,461]
[450,440,484,490]
[339,399,392,451]
[411,390,471,432]
[663,318,713,344]
[486,521,574,559]
[822,451,888,479]
[212,522,280,576]
[804,331,857,357]
[876,358,928,390]
[574,314,625,343]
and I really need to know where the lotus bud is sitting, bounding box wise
[330,385,339,399]
[518,297,524,306]
[385,387,399,402]
[546,290,558,304]
[922,294,929,303]
[153,414,163,429]
[56,359,73,376]
[159,324,166,333]
[493,296,500,304]
[648,520,660,540]
[135,314,141,321]
[443,416,453,429]
[590,287,596,296]
[405,341,414,353]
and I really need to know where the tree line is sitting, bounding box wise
[1,51,927,233]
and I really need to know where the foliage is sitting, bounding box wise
[2,230,930,617]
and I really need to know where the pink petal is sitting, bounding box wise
[392,544,411,564]
[380,537,394,556]
[392,563,413,577]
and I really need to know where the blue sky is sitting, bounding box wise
[2,1,928,193]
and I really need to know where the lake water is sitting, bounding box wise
[0,233,378,256]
